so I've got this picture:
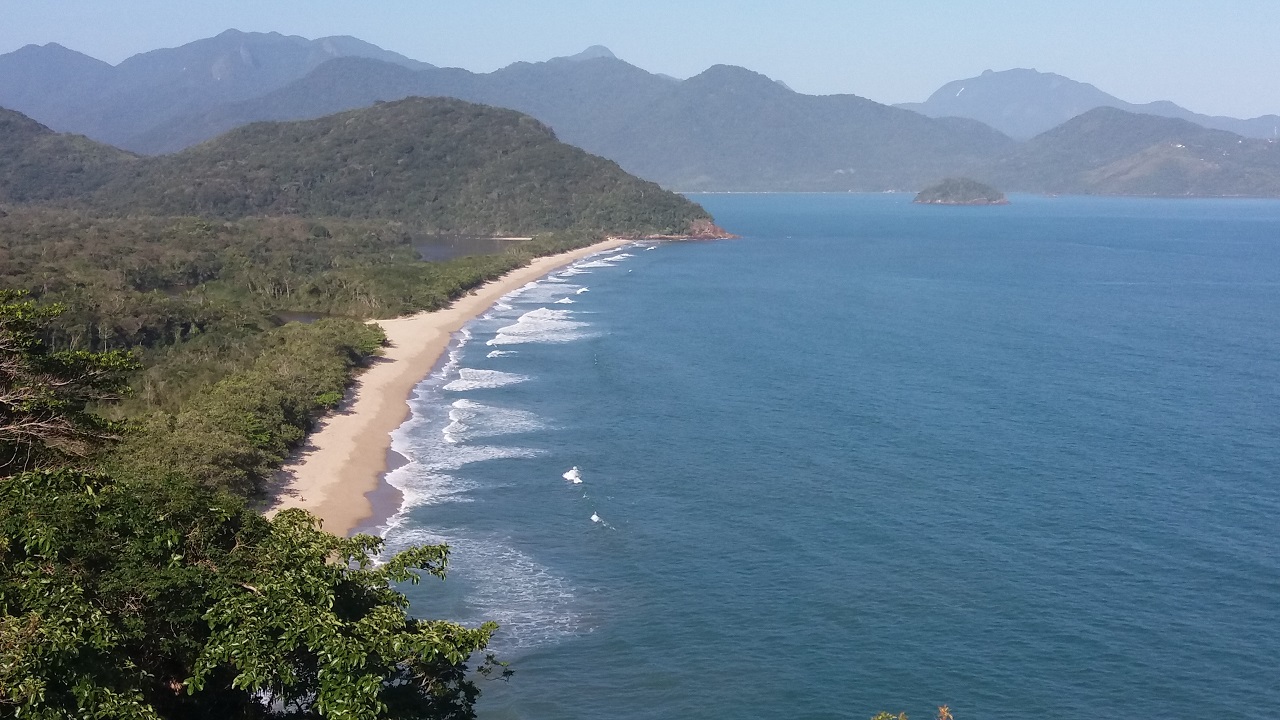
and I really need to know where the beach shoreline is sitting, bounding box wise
[268,237,632,535]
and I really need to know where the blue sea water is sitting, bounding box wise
[380,194,1280,720]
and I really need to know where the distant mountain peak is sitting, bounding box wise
[900,67,1280,141]
[685,64,792,94]
[15,41,95,59]
[554,45,617,62]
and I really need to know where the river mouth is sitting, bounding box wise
[412,235,527,262]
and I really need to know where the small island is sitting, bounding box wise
[914,177,1009,205]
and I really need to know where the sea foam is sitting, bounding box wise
[443,368,530,391]
[444,399,545,444]
[380,527,583,649]
[488,307,590,346]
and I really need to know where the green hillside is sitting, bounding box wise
[93,97,707,233]
[1,98,711,235]
[0,107,138,203]
[979,107,1280,195]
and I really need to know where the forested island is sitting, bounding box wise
[0,97,721,718]
[914,177,1009,205]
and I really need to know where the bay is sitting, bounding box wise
[383,194,1280,719]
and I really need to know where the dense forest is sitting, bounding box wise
[1,98,709,235]
[0,97,717,717]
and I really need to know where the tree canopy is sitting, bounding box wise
[0,99,712,236]
[0,285,501,720]
[0,291,136,476]
[0,470,501,719]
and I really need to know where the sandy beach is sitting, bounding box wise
[269,237,631,535]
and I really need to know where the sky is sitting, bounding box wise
[3,0,1280,118]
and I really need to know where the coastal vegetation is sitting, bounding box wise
[0,97,716,717]
[2,294,503,719]
[1,468,503,718]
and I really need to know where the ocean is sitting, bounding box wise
[379,193,1280,719]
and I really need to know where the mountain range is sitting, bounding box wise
[2,30,1279,196]
[0,29,432,149]
[897,68,1280,141]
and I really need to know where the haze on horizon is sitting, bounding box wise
[3,0,1280,120]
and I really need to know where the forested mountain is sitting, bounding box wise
[132,54,679,155]
[0,98,708,234]
[898,68,1280,141]
[129,54,1017,191]
[0,107,138,203]
[4,32,1280,196]
[0,29,433,148]
[0,42,113,129]
[975,107,1280,195]
[119,45,1280,196]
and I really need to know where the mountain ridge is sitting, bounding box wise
[125,53,1017,191]
[975,107,1280,195]
[3,32,1279,196]
[0,30,436,148]
[899,67,1280,141]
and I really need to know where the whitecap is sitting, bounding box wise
[375,526,583,649]
[486,349,517,358]
[383,431,541,512]
[575,287,589,295]
[443,399,544,444]
[563,466,582,484]
[554,297,575,305]
[504,281,584,305]
[488,307,590,346]
[443,368,530,391]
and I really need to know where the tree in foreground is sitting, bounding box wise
[0,290,136,477]
[0,293,502,718]
[0,470,502,719]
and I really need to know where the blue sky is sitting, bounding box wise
[3,0,1279,118]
